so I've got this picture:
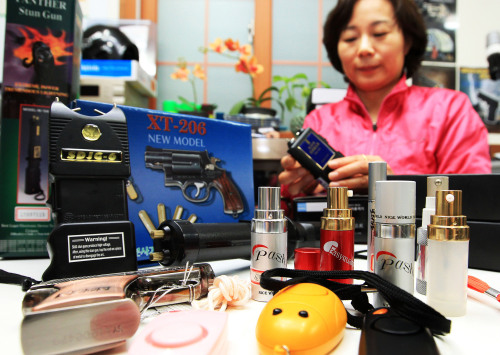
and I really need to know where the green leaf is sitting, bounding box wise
[292,73,308,81]
[278,86,287,97]
[301,86,311,98]
[285,97,296,111]
[258,86,279,102]
[229,100,246,115]
[178,96,197,110]
[272,75,284,82]
[247,97,258,106]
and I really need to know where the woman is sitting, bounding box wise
[279,0,491,195]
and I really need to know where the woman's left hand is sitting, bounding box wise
[326,154,393,190]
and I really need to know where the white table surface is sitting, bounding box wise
[1,255,499,355]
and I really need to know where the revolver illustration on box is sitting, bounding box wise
[145,146,244,217]
[21,263,214,355]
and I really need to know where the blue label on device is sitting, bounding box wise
[81,59,133,77]
[299,133,333,168]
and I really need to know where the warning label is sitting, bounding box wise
[68,232,125,263]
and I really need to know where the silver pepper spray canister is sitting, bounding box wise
[251,186,287,302]
[373,180,416,307]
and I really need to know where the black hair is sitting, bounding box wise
[323,0,427,79]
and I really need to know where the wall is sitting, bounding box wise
[457,0,500,68]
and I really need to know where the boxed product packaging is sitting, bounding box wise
[74,100,255,263]
[0,0,82,257]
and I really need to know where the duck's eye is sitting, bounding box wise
[298,310,309,318]
[272,308,282,315]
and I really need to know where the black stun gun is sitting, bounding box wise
[287,127,344,188]
[24,114,45,200]
[358,307,440,355]
[42,100,137,281]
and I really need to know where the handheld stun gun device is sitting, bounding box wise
[43,100,136,281]
[358,307,439,355]
[21,264,215,355]
[287,127,344,188]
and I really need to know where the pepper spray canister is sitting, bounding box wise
[374,181,416,307]
[319,187,355,284]
[416,176,449,295]
[251,186,287,302]
[427,190,469,317]
[367,162,387,272]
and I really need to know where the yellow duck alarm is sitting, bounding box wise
[255,283,347,354]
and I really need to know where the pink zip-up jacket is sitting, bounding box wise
[303,76,492,174]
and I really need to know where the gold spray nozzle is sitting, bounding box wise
[428,190,469,241]
[321,187,354,231]
[327,186,349,209]
[435,190,462,216]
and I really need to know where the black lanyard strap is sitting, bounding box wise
[260,268,451,336]
[0,269,40,291]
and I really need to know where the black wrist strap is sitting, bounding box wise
[260,268,451,336]
[0,269,40,291]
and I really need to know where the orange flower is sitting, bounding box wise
[238,44,252,56]
[209,37,227,53]
[170,67,190,81]
[235,56,264,77]
[224,38,240,51]
[203,37,266,101]
[193,64,206,80]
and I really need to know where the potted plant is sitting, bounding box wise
[169,58,216,117]
[273,73,331,133]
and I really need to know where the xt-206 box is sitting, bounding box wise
[74,100,255,263]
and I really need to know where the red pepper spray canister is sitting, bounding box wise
[319,187,355,283]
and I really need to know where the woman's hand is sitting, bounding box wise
[327,154,393,189]
[278,154,324,195]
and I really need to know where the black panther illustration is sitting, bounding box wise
[22,41,55,85]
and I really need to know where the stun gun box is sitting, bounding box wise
[0,1,82,257]
[74,100,255,263]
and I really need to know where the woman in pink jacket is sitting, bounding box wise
[279,0,491,195]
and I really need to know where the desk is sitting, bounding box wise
[1,256,500,354]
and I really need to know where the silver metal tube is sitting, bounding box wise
[367,162,387,272]
[251,187,287,302]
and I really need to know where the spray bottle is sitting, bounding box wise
[373,180,416,307]
[319,187,355,284]
[427,190,469,317]
[251,186,287,302]
[416,176,449,295]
